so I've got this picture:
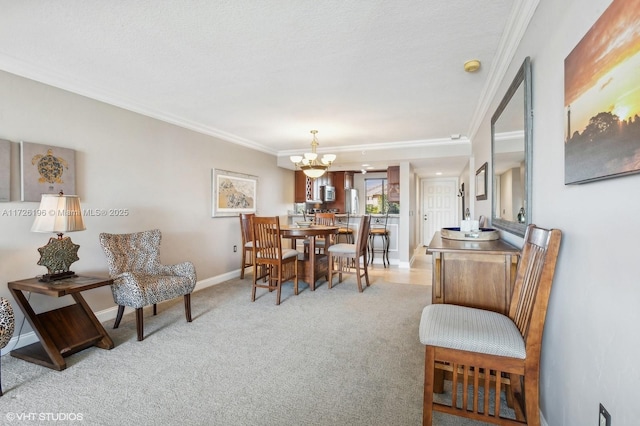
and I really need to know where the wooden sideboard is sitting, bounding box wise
[427,232,520,315]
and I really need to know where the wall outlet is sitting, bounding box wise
[233,245,237,252]
[599,403,611,426]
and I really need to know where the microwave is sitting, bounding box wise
[320,185,336,202]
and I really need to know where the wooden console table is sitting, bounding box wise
[427,232,520,315]
[8,275,114,371]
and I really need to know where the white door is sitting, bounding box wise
[421,178,459,246]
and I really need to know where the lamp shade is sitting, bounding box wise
[31,194,86,234]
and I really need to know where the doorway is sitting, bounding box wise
[420,178,459,246]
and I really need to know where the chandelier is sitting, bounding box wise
[289,130,336,178]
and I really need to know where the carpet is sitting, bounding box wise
[0,276,431,425]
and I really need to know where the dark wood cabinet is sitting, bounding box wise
[387,166,399,202]
[427,232,520,315]
[294,170,308,203]
[329,172,346,210]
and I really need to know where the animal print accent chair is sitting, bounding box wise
[0,297,15,396]
[99,229,196,341]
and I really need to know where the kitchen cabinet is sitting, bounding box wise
[294,171,309,203]
[328,172,345,211]
[387,166,399,202]
[427,232,520,315]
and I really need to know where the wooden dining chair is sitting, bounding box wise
[304,212,336,254]
[419,224,562,425]
[239,213,255,279]
[252,216,299,305]
[327,215,371,292]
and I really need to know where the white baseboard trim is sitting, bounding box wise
[1,269,240,356]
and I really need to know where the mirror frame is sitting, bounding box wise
[491,56,532,237]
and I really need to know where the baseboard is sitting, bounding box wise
[541,411,548,426]
[1,269,240,356]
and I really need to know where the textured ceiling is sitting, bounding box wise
[0,1,537,176]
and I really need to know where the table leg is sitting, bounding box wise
[9,288,114,371]
[308,236,316,291]
[72,293,114,350]
[9,288,67,370]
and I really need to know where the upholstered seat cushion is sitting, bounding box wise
[112,272,196,309]
[419,304,526,359]
[256,248,299,259]
[327,243,356,255]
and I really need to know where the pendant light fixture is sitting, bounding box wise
[289,130,336,179]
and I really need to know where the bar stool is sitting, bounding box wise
[336,212,355,243]
[368,211,389,267]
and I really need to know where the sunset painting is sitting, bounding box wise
[564,0,640,184]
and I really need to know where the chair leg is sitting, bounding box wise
[136,307,144,341]
[363,254,370,288]
[114,305,125,329]
[293,261,299,296]
[0,356,3,397]
[523,373,540,425]
[241,250,247,279]
[251,263,258,302]
[184,294,192,322]
[153,303,157,316]
[328,254,334,289]
[275,277,282,306]
[355,257,363,292]
[423,346,435,426]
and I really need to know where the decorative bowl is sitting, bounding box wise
[296,221,313,228]
[440,227,499,241]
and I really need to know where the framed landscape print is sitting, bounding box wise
[564,0,640,184]
[20,141,76,201]
[211,169,257,217]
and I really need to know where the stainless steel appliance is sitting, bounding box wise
[344,189,359,214]
[320,185,335,202]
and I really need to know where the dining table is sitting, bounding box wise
[279,225,339,291]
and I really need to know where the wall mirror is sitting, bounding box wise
[491,56,532,237]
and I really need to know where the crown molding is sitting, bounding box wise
[0,53,277,155]
[466,0,540,142]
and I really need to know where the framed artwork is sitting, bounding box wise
[0,139,10,202]
[211,169,258,217]
[476,162,487,201]
[21,142,76,202]
[564,0,640,184]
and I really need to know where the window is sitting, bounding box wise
[365,178,400,214]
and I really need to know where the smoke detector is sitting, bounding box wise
[464,60,481,73]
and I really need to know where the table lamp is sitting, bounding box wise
[31,192,86,282]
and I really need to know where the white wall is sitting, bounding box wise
[474,0,640,424]
[0,70,293,338]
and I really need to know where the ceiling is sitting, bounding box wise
[0,1,536,177]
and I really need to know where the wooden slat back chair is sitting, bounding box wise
[327,215,371,292]
[304,212,336,254]
[239,213,255,279]
[252,216,299,305]
[419,224,562,425]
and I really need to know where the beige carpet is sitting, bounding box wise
[0,275,511,425]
